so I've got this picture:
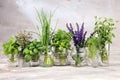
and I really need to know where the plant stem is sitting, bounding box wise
[75,46,79,66]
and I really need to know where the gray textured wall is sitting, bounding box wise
[16,0,119,29]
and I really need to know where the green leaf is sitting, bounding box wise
[33,48,38,53]
[23,48,30,54]
[24,55,32,62]
[72,54,83,64]
[18,47,22,51]
[30,50,34,55]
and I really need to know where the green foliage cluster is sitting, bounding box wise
[2,36,19,62]
[87,35,99,59]
[23,40,45,62]
[2,31,32,62]
[95,17,115,62]
[51,29,72,52]
[86,17,115,61]
[94,16,115,47]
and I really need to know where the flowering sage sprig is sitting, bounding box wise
[66,23,87,48]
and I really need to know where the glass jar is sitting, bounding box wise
[90,53,99,68]
[71,48,87,67]
[99,44,110,66]
[17,56,30,67]
[54,50,68,66]
[30,56,40,67]
[41,52,54,67]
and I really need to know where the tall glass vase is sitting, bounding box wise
[90,53,100,68]
[100,44,110,66]
[87,47,100,67]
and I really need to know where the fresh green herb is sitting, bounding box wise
[36,9,54,55]
[51,29,72,65]
[23,39,45,62]
[52,29,72,52]
[2,36,19,62]
[35,9,55,67]
[94,16,115,62]
[86,34,99,59]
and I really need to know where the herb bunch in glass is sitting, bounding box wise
[36,9,54,67]
[66,23,87,66]
[51,29,72,65]
[94,17,115,64]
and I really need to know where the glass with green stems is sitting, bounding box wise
[36,9,54,67]
[16,31,32,67]
[86,32,100,67]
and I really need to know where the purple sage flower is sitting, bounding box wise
[66,22,87,48]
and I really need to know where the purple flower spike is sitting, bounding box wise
[66,22,87,48]
[66,23,74,34]
[81,22,84,28]
[83,31,87,41]
[76,23,80,32]
[66,23,71,31]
